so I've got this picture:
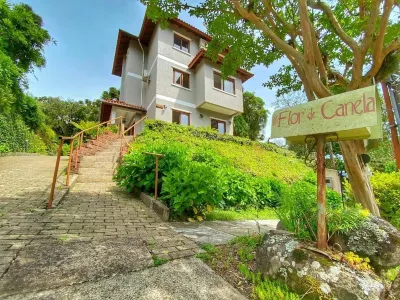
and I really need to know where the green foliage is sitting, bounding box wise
[342,252,371,272]
[0,114,47,154]
[71,120,99,139]
[101,87,120,100]
[238,263,300,300]
[205,208,276,221]
[162,161,226,220]
[371,172,400,228]
[115,120,311,220]
[383,265,400,282]
[233,91,269,141]
[383,161,397,173]
[152,255,168,266]
[276,179,367,240]
[38,97,101,137]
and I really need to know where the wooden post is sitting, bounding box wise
[74,136,79,169]
[66,138,74,186]
[316,135,327,250]
[381,81,400,170]
[48,138,64,209]
[142,152,164,200]
[155,156,159,200]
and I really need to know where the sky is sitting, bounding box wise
[10,0,286,138]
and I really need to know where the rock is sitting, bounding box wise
[276,220,286,230]
[256,230,385,300]
[388,273,400,300]
[330,216,400,271]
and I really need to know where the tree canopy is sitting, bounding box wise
[101,87,120,100]
[234,91,269,140]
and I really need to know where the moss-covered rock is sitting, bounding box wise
[330,216,400,271]
[256,231,384,300]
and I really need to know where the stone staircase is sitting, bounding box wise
[77,136,134,183]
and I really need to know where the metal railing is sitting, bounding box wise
[47,116,124,209]
[119,116,147,162]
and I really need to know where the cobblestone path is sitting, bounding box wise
[0,154,198,282]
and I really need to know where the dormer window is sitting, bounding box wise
[174,33,190,53]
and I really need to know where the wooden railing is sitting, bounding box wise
[119,116,147,162]
[47,116,124,209]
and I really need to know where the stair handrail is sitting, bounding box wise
[47,116,124,209]
[119,116,148,163]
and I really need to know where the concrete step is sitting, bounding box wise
[79,161,119,169]
[78,168,115,175]
[77,174,114,183]
[80,156,119,163]
[94,152,120,157]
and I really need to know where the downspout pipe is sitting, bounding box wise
[138,38,145,107]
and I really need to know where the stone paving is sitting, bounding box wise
[0,151,198,296]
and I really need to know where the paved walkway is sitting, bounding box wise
[0,155,277,299]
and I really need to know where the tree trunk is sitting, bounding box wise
[340,140,380,216]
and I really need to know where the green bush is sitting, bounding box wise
[371,172,400,228]
[115,141,189,194]
[222,168,256,209]
[161,161,226,220]
[276,180,365,240]
[26,131,47,154]
[115,120,314,220]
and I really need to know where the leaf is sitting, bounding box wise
[193,207,198,214]
[206,204,213,212]
[196,215,203,221]
[187,217,195,222]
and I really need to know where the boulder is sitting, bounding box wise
[388,273,400,300]
[256,230,385,300]
[330,216,400,271]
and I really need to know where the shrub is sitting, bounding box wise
[161,161,226,220]
[371,172,400,228]
[115,141,189,194]
[276,180,366,240]
[222,168,256,209]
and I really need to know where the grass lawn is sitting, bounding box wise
[206,208,277,221]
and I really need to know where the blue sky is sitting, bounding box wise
[11,0,285,138]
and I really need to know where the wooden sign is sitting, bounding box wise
[271,86,382,143]
[270,85,383,251]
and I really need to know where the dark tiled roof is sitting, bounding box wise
[101,99,146,112]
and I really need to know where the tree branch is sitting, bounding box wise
[231,0,304,62]
[371,0,394,63]
[361,0,380,55]
[307,0,359,51]
[287,54,316,100]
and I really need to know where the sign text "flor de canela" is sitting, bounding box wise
[271,86,382,143]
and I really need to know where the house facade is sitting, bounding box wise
[100,16,253,135]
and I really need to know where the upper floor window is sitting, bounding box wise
[173,68,190,89]
[172,109,190,126]
[211,119,226,134]
[174,34,190,53]
[213,71,235,95]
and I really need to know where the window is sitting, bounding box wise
[173,69,190,89]
[173,34,190,53]
[213,72,235,94]
[172,109,190,126]
[211,119,226,134]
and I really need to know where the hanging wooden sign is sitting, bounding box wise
[271,86,382,143]
[270,86,382,251]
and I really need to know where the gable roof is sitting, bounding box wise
[188,49,253,83]
[111,16,253,81]
[101,99,146,112]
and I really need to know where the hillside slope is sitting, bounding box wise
[116,120,313,220]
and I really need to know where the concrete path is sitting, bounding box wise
[170,220,279,245]
[6,258,246,300]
